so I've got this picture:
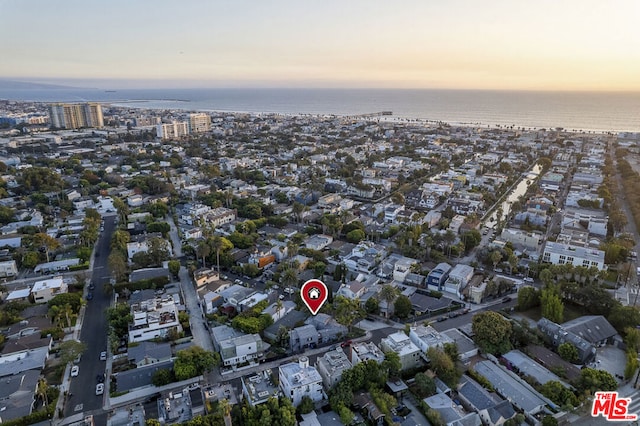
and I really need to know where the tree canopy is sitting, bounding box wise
[472,311,512,355]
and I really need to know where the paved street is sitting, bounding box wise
[62,215,116,419]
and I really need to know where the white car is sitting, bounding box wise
[95,383,104,395]
[70,366,79,377]
[100,351,107,361]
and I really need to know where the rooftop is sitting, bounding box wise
[242,369,280,405]
[280,359,323,387]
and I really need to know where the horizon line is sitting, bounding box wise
[2,78,640,94]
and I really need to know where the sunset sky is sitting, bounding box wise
[1,0,639,90]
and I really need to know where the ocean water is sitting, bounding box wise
[2,87,640,133]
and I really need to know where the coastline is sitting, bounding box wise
[2,87,640,134]
[107,99,625,134]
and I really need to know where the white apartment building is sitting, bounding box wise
[542,241,605,270]
[409,325,454,360]
[189,113,211,134]
[379,331,422,371]
[128,295,182,343]
[279,357,325,406]
[156,121,189,140]
[316,348,352,390]
[500,228,542,251]
[203,207,236,228]
[126,239,172,262]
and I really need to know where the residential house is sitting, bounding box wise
[440,329,478,361]
[126,236,173,262]
[242,368,281,406]
[290,314,348,352]
[502,350,571,388]
[457,375,505,416]
[219,333,269,367]
[380,331,422,371]
[262,300,296,323]
[409,325,454,360]
[0,346,49,377]
[353,392,385,426]
[127,194,144,207]
[427,263,452,291]
[499,228,541,251]
[537,318,596,364]
[473,360,550,416]
[0,259,17,277]
[478,400,518,426]
[444,264,474,298]
[560,315,618,346]
[316,348,352,390]
[193,268,219,288]
[336,281,366,300]
[304,234,333,251]
[279,357,325,406]
[0,370,40,423]
[128,295,182,343]
[202,207,237,228]
[423,393,481,426]
[349,341,386,366]
[127,341,172,367]
[290,324,320,352]
[30,276,68,303]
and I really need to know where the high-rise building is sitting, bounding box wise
[48,103,104,129]
[188,113,211,134]
[156,121,190,140]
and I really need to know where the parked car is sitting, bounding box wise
[100,351,107,361]
[502,296,512,303]
[95,383,104,395]
[523,277,534,283]
[96,373,105,383]
[86,292,93,300]
[340,340,353,348]
[71,366,79,377]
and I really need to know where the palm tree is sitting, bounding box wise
[48,305,63,328]
[196,241,211,268]
[61,303,76,328]
[36,378,49,407]
[292,202,305,224]
[379,285,398,318]
[443,230,456,257]
[281,268,298,289]
[275,299,284,319]
[286,242,299,267]
[209,236,223,273]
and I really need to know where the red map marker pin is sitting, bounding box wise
[300,279,328,316]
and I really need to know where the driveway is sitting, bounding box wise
[166,215,214,353]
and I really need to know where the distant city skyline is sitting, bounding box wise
[1,0,639,91]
